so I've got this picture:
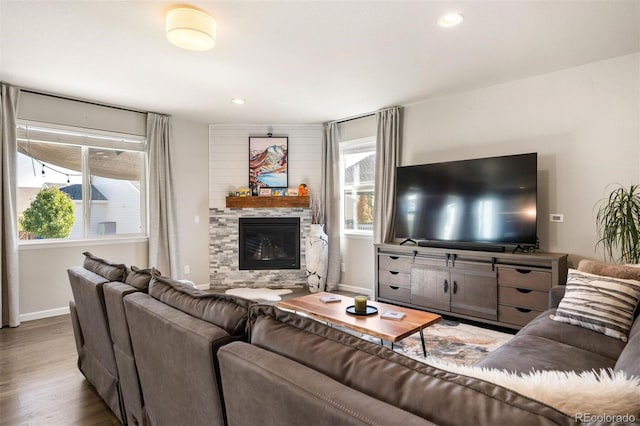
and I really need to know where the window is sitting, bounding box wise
[340,137,376,234]
[16,121,147,241]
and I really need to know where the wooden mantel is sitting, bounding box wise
[225,196,310,208]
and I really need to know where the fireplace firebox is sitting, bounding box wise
[239,217,300,270]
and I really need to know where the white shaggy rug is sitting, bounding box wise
[427,360,640,419]
[225,287,293,301]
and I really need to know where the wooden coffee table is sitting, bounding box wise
[277,292,441,356]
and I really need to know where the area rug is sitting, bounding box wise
[360,319,514,366]
[225,287,293,301]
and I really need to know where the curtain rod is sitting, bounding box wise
[21,89,158,116]
[335,112,375,124]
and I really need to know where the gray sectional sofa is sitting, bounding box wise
[69,254,639,426]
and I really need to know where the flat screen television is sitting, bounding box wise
[394,153,537,251]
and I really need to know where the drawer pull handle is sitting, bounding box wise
[515,269,532,274]
[389,271,400,275]
[444,280,449,293]
[390,256,399,260]
[390,286,399,290]
[516,307,532,313]
[453,281,458,294]
[516,288,532,294]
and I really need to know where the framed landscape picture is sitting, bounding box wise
[249,136,288,188]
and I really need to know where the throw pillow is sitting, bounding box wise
[551,269,640,342]
[125,265,161,291]
[82,251,127,282]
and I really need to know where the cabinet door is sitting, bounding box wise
[410,265,451,311]
[450,262,497,320]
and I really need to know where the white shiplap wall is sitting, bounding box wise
[209,124,323,207]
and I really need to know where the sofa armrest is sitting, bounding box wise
[548,286,566,309]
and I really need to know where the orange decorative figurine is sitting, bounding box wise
[298,183,309,196]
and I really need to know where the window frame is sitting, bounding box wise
[16,119,148,243]
[339,136,376,237]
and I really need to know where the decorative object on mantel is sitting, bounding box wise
[298,183,309,196]
[305,192,329,293]
[249,135,288,189]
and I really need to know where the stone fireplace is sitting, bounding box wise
[209,207,311,289]
[238,217,300,270]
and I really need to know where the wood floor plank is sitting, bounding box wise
[0,315,119,425]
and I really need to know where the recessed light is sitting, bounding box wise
[438,12,464,28]
[231,98,245,105]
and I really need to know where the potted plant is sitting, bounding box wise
[595,184,640,264]
[305,192,329,292]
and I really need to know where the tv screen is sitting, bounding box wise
[394,153,537,248]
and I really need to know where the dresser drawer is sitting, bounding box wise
[378,255,412,273]
[378,284,411,303]
[498,286,548,311]
[498,267,551,291]
[378,270,410,288]
[498,305,543,327]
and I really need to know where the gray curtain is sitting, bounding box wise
[1,84,20,328]
[374,107,400,244]
[321,121,341,290]
[147,113,179,277]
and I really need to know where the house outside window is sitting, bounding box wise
[340,137,376,235]
[16,121,147,241]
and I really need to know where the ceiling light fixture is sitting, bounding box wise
[437,12,464,28]
[231,98,245,105]
[166,7,216,51]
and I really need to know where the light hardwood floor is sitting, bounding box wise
[0,315,118,425]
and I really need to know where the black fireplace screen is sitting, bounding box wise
[239,217,300,270]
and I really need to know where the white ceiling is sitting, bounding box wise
[1,1,638,124]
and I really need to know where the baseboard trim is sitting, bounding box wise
[337,284,373,297]
[20,306,70,322]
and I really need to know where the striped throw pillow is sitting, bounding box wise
[551,269,640,342]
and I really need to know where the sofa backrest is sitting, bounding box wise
[67,265,123,423]
[218,341,437,426]
[104,281,147,426]
[148,275,253,338]
[248,304,573,426]
[123,286,253,426]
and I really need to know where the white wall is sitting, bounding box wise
[170,118,210,285]
[402,53,639,267]
[341,53,639,294]
[18,239,147,321]
[209,124,322,207]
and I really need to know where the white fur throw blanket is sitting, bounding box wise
[427,359,640,419]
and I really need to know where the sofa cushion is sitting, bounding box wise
[248,305,571,426]
[476,334,617,373]
[148,275,253,337]
[551,269,640,342]
[124,265,159,291]
[518,309,626,361]
[82,251,127,282]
